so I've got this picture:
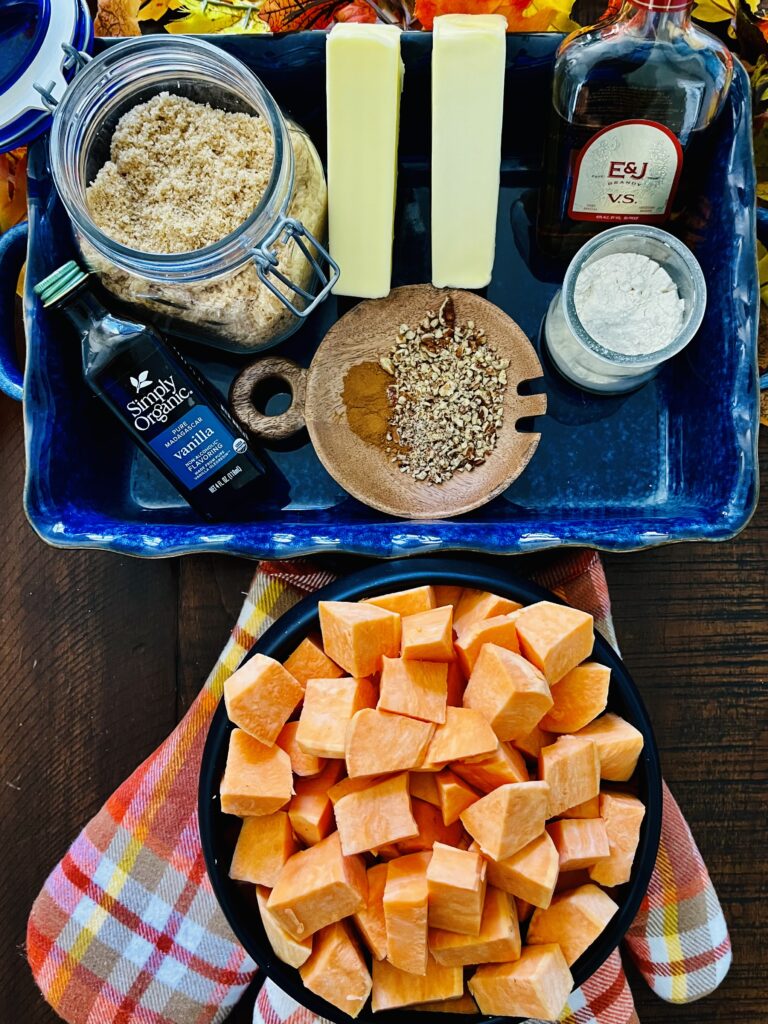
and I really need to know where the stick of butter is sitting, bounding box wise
[431,14,507,289]
[327,24,403,299]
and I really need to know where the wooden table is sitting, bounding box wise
[0,384,766,1023]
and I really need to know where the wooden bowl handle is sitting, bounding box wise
[229,357,307,442]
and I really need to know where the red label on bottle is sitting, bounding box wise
[568,119,683,223]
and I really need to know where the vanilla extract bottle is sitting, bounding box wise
[35,262,270,520]
[537,0,733,261]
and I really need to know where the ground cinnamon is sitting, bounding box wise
[342,360,392,448]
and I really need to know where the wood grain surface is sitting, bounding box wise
[0,379,766,1024]
[230,357,308,443]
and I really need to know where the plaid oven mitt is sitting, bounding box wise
[27,553,732,1024]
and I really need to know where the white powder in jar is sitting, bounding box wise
[574,252,685,355]
[83,92,327,352]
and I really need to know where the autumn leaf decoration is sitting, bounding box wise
[259,0,363,31]
[265,0,402,30]
[690,0,735,23]
[122,0,384,32]
[101,0,576,32]
[414,0,576,31]
[140,0,271,33]
[0,149,27,235]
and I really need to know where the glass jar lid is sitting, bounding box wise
[0,0,93,153]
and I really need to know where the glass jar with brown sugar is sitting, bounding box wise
[49,36,338,354]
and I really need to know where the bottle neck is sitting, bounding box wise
[57,283,110,335]
[621,0,692,33]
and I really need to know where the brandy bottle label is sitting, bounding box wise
[568,119,683,222]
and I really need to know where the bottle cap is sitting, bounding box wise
[34,261,90,307]
[629,0,691,10]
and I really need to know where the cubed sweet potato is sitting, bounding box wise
[452,741,529,792]
[540,661,610,733]
[319,601,401,678]
[220,729,293,817]
[515,898,534,923]
[413,993,479,1013]
[335,772,418,855]
[480,831,559,910]
[230,812,297,887]
[560,795,601,819]
[328,774,383,805]
[398,798,464,853]
[276,720,324,778]
[554,869,593,893]
[256,886,312,968]
[446,659,466,707]
[588,791,646,887]
[346,709,435,777]
[454,613,521,676]
[463,646,553,742]
[469,943,573,1019]
[424,707,498,766]
[379,657,448,724]
[430,886,521,967]
[401,606,455,662]
[435,769,481,826]
[267,831,367,940]
[514,600,594,684]
[410,772,441,807]
[548,818,610,872]
[288,760,344,846]
[366,586,436,617]
[539,735,600,817]
[383,851,432,975]
[297,675,377,759]
[460,781,550,862]
[512,723,555,760]
[288,793,333,847]
[426,843,486,936]
[453,590,522,635]
[371,954,463,1011]
[526,883,619,965]
[374,843,403,860]
[299,920,372,1019]
[354,863,389,961]
[283,634,344,687]
[223,654,304,746]
[433,585,464,611]
[575,713,645,782]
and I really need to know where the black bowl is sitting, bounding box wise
[199,557,662,1024]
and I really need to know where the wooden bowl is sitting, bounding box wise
[305,285,546,519]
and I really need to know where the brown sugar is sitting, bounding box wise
[84,92,327,350]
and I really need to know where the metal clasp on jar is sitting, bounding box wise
[33,43,92,112]
[250,216,340,319]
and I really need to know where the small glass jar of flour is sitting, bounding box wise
[544,226,706,394]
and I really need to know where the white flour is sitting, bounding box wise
[574,252,685,355]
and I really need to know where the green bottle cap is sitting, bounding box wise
[34,261,90,308]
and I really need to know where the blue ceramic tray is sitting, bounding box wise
[0,33,761,559]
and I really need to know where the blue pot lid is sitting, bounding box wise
[0,0,93,153]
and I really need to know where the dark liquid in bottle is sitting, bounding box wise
[537,31,726,262]
[64,286,269,520]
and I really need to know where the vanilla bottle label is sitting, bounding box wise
[568,119,683,223]
[101,344,261,500]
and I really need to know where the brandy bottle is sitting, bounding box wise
[537,0,733,262]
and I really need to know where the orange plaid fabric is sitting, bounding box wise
[27,554,730,1024]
